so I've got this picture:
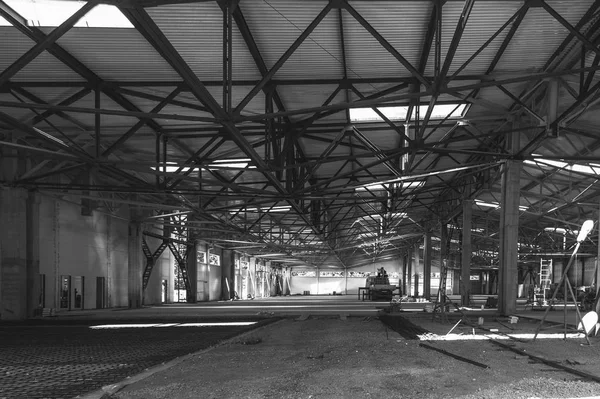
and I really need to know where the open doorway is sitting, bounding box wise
[60,275,70,309]
[72,276,84,310]
[161,280,168,303]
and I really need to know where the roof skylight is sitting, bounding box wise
[349,103,467,123]
[0,0,133,28]
[525,156,600,176]
[349,106,409,123]
[356,181,425,192]
[230,205,291,213]
[207,158,255,170]
[475,200,528,212]
[150,159,255,173]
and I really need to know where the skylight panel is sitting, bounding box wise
[150,159,255,173]
[355,181,424,192]
[229,205,291,213]
[349,106,409,123]
[475,199,528,211]
[1,0,133,28]
[207,158,255,170]
[414,103,467,120]
[151,162,196,173]
[524,157,600,176]
[350,103,467,123]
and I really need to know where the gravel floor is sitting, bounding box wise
[0,318,274,399]
[110,315,600,399]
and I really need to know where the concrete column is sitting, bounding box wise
[283,267,290,296]
[423,232,432,300]
[26,191,41,316]
[461,199,473,306]
[413,243,420,297]
[222,249,234,300]
[185,241,198,303]
[316,267,320,295]
[440,221,448,296]
[0,188,40,320]
[127,221,143,308]
[596,203,600,313]
[498,160,521,315]
[406,252,412,297]
[402,253,408,294]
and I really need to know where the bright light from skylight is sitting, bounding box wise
[0,0,133,28]
[525,156,600,176]
[356,181,425,192]
[150,159,255,173]
[208,158,255,170]
[349,106,409,123]
[230,205,291,213]
[475,200,528,211]
[150,162,196,173]
[349,103,467,123]
[415,104,467,120]
[90,322,257,329]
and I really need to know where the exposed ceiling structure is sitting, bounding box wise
[2,0,600,269]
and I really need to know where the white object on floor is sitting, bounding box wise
[577,311,598,336]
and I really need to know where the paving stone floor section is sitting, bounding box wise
[0,318,274,399]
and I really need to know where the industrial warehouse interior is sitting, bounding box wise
[2,0,600,398]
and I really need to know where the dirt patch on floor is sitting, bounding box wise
[110,315,600,399]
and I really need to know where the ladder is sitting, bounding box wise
[432,261,451,322]
[433,261,465,323]
[537,259,553,306]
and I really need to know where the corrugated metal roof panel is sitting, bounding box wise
[444,2,523,76]
[0,28,84,82]
[242,1,329,70]
[278,84,340,117]
[0,93,38,121]
[495,2,595,73]
[0,28,35,74]
[55,28,180,82]
[272,11,344,80]
[344,1,431,79]
[148,2,262,82]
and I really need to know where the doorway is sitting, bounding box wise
[161,279,168,303]
[72,276,84,310]
[60,275,70,309]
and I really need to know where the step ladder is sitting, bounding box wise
[432,262,462,323]
[536,259,553,306]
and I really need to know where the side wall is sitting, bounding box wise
[290,259,404,296]
[39,196,132,310]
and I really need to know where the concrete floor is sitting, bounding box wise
[1,295,591,399]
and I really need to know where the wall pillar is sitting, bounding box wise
[423,232,432,299]
[222,249,234,300]
[461,199,473,306]
[127,221,143,308]
[413,243,420,297]
[439,221,449,296]
[406,252,412,297]
[0,188,40,320]
[402,253,407,294]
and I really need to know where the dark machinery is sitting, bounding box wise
[365,267,398,301]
